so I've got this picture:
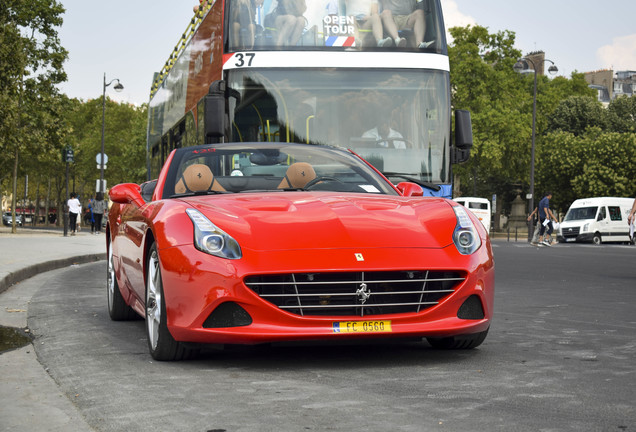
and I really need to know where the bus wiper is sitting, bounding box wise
[381,172,441,192]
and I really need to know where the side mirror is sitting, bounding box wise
[396,182,424,197]
[140,180,158,203]
[204,80,226,142]
[452,110,473,164]
[109,183,145,207]
[455,110,473,149]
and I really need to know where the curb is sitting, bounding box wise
[0,253,106,295]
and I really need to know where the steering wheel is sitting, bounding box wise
[375,137,413,148]
[304,176,343,189]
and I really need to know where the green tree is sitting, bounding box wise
[547,95,608,135]
[537,128,636,212]
[0,0,67,232]
[448,25,524,204]
[607,95,636,133]
[449,25,597,218]
[64,98,148,202]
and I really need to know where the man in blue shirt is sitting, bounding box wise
[538,192,557,246]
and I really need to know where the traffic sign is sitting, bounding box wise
[62,146,74,163]
[96,153,109,165]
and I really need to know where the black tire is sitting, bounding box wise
[145,243,196,361]
[107,240,138,321]
[427,328,489,350]
[593,233,602,245]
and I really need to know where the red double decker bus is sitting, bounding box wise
[147,0,472,197]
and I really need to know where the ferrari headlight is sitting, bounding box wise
[452,206,482,255]
[186,208,242,259]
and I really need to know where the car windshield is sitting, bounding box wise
[162,143,399,198]
[564,206,598,221]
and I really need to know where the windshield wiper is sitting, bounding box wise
[170,190,232,198]
[381,172,441,192]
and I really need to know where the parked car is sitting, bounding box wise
[2,212,23,227]
[107,143,495,361]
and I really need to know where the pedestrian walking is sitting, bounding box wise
[93,193,107,234]
[67,193,81,236]
[527,206,541,245]
[628,196,636,242]
[86,198,96,234]
[537,192,558,246]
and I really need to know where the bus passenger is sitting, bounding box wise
[378,0,433,48]
[231,0,265,49]
[345,0,392,47]
[265,0,307,46]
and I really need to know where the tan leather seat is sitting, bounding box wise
[175,164,226,194]
[277,162,316,189]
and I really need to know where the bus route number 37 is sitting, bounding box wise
[234,53,255,67]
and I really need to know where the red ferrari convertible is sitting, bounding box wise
[107,143,494,360]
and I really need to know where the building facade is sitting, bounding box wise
[585,69,636,104]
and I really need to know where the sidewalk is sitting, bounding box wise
[0,226,105,431]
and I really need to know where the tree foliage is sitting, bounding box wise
[64,98,148,200]
[538,94,636,212]
[0,0,68,229]
[448,25,601,215]
[607,96,636,133]
[547,96,608,135]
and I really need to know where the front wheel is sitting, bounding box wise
[593,233,602,245]
[426,328,489,350]
[146,244,196,361]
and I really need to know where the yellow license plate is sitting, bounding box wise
[332,320,392,334]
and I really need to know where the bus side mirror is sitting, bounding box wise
[204,80,226,142]
[452,110,472,164]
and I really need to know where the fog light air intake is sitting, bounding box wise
[457,295,484,320]
[203,302,253,328]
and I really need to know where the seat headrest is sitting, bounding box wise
[278,162,316,189]
[175,164,214,194]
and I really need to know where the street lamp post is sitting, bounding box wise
[100,73,124,196]
[513,57,558,242]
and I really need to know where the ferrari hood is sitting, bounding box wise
[181,193,456,251]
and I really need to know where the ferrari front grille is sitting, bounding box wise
[244,271,465,317]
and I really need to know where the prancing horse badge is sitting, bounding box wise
[355,253,364,261]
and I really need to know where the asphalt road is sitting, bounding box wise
[27,240,636,432]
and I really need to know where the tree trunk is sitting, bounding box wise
[11,148,19,234]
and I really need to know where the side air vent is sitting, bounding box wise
[203,302,252,328]
[457,295,484,320]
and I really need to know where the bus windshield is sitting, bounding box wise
[227,0,446,53]
[227,68,451,184]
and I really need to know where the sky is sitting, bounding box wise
[56,0,636,106]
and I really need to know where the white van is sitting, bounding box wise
[558,197,635,245]
[453,197,491,234]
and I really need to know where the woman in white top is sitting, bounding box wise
[67,192,82,235]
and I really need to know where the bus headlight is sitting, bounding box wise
[186,208,242,259]
[452,206,482,255]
